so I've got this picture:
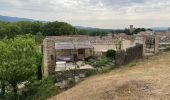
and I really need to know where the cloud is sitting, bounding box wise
[0,0,170,28]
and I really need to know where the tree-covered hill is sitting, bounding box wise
[0,15,156,39]
[0,21,113,39]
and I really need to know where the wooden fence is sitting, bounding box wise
[115,44,143,66]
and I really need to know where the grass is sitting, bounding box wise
[127,62,137,67]
[49,52,170,100]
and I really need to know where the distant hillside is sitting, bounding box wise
[75,26,96,30]
[75,26,113,32]
[0,15,43,22]
[151,27,169,32]
[75,26,170,33]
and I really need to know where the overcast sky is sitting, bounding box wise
[0,0,170,28]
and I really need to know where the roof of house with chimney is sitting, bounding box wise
[44,33,121,44]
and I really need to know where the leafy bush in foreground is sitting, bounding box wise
[23,76,59,100]
[0,35,41,96]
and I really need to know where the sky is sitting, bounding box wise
[0,0,170,29]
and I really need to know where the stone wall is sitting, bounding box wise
[154,36,159,54]
[144,36,159,56]
[134,35,160,56]
[43,39,94,76]
[43,39,56,77]
[85,49,93,58]
[55,69,91,89]
[43,35,133,76]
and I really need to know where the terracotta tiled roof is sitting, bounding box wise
[55,41,93,50]
[55,42,74,49]
[46,35,118,44]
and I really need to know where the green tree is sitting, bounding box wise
[30,22,43,35]
[0,27,8,39]
[42,21,77,36]
[0,80,5,96]
[106,49,116,58]
[16,21,32,34]
[35,32,44,45]
[0,22,9,39]
[78,29,88,35]
[0,36,41,95]
[133,28,146,34]
[6,24,22,38]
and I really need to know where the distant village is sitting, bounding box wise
[1,0,170,99]
[43,25,170,77]
[1,21,170,99]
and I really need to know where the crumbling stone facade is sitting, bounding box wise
[43,34,133,76]
[134,32,160,56]
[43,36,94,76]
[43,39,56,77]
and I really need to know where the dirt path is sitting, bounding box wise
[49,52,170,100]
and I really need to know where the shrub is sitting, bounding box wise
[23,76,59,100]
[98,58,108,67]
[106,49,116,58]
[85,70,97,77]
[68,79,76,88]
[85,57,96,65]
[165,45,170,51]
[93,58,108,68]
[100,67,111,73]
[84,56,95,61]
[128,62,137,67]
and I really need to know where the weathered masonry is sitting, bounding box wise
[43,36,94,76]
[43,34,133,76]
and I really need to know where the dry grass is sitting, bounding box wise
[49,52,170,100]
[102,80,155,100]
